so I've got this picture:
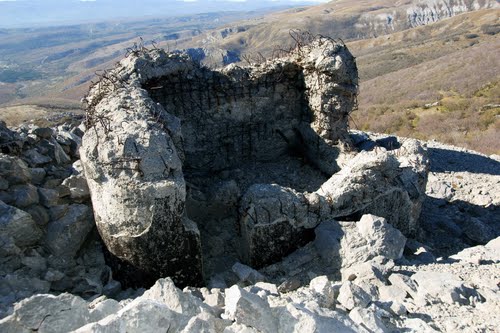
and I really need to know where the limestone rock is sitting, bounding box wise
[61,174,90,202]
[241,140,427,267]
[411,271,474,305]
[45,204,94,258]
[232,262,266,285]
[356,214,406,260]
[80,86,202,286]
[0,200,43,248]
[0,155,31,185]
[337,281,372,310]
[0,293,91,333]
[276,303,361,333]
[224,285,278,333]
[349,307,390,333]
[140,278,206,316]
[309,276,336,308]
[449,237,500,263]
[74,299,183,333]
[9,184,39,208]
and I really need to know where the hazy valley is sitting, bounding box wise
[0,0,499,154]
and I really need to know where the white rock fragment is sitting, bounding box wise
[349,307,390,333]
[224,285,278,333]
[337,281,372,310]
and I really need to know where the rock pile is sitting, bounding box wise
[1,213,499,332]
[0,120,116,319]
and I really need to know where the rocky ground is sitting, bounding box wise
[0,121,499,332]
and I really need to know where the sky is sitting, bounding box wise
[0,0,331,28]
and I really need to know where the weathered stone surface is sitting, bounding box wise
[224,285,278,333]
[313,215,406,275]
[61,174,90,202]
[349,307,390,333]
[0,293,90,333]
[240,140,427,267]
[337,281,372,310]
[357,214,406,260]
[450,236,500,263]
[74,299,182,333]
[0,200,43,248]
[9,184,39,208]
[0,155,31,185]
[232,262,266,284]
[411,271,474,305]
[309,276,336,308]
[38,187,59,208]
[45,204,94,258]
[276,302,360,333]
[139,278,208,317]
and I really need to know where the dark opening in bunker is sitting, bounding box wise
[143,64,330,277]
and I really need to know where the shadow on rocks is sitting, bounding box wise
[417,195,500,258]
[428,147,500,175]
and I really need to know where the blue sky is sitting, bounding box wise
[0,0,331,28]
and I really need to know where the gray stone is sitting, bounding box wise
[74,299,184,333]
[140,278,209,317]
[44,269,65,282]
[240,140,427,267]
[276,303,360,333]
[38,187,59,207]
[0,177,8,190]
[23,149,52,167]
[48,204,69,221]
[337,281,372,310]
[21,255,47,272]
[30,168,46,185]
[349,307,390,333]
[61,174,90,202]
[309,276,336,308]
[0,200,43,248]
[0,275,51,307]
[89,298,121,322]
[224,285,278,333]
[203,289,225,309]
[33,127,54,139]
[45,204,94,258]
[24,205,50,226]
[388,273,418,299]
[357,214,406,260]
[0,155,30,185]
[232,262,266,284]
[41,138,72,165]
[9,184,39,208]
[411,271,473,305]
[180,311,229,333]
[450,236,500,263]
[278,278,302,293]
[102,280,122,298]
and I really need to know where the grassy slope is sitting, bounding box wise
[350,10,500,154]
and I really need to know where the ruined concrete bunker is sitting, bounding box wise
[80,37,428,287]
